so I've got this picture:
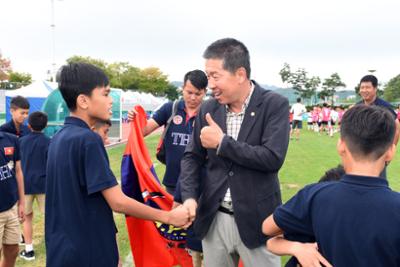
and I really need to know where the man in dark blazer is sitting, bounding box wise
[180,38,290,267]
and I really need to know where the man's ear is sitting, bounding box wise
[384,143,396,163]
[76,94,89,110]
[236,67,247,84]
[337,138,346,157]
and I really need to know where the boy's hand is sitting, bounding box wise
[167,205,190,228]
[18,201,25,223]
[291,242,332,267]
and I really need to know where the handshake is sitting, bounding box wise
[167,199,198,229]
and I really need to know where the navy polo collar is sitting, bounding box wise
[64,116,91,130]
[341,174,388,188]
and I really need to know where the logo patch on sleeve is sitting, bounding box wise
[4,147,14,156]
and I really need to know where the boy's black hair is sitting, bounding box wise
[360,75,378,88]
[28,111,48,131]
[297,97,301,103]
[10,95,30,110]
[94,119,112,130]
[57,62,109,111]
[203,38,251,79]
[319,165,345,182]
[183,70,208,91]
[341,105,395,160]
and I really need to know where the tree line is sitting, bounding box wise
[280,63,400,104]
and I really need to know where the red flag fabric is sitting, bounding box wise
[121,105,193,267]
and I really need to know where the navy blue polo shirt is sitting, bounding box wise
[274,175,400,267]
[19,132,50,195]
[0,132,20,212]
[45,117,119,267]
[357,97,397,119]
[0,120,31,137]
[152,100,196,187]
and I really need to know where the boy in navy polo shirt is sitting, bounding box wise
[265,164,345,267]
[263,105,400,267]
[129,70,207,195]
[45,62,190,267]
[19,111,50,261]
[0,96,31,138]
[0,130,25,267]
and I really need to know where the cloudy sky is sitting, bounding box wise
[1,0,400,89]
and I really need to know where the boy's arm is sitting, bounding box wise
[262,214,283,236]
[15,160,25,222]
[102,185,191,228]
[267,236,332,267]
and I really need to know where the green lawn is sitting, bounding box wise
[13,129,400,266]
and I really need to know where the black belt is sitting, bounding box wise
[218,206,234,215]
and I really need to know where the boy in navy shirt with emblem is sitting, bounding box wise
[263,105,400,267]
[0,128,25,267]
[45,62,190,267]
[0,96,31,138]
[19,111,50,261]
[129,70,207,195]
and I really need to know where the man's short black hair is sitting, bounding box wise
[297,97,301,103]
[10,96,30,110]
[319,165,345,182]
[360,75,378,88]
[57,62,109,111]
[341,105,395,160]
[28,111,48,131]
[183,70,207,90]
[203,38,251,79]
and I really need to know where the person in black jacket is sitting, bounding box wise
[180,38,290,267]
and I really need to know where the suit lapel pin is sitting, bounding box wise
[251,112,255,117]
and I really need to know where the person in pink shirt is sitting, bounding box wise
[320,103,331,134]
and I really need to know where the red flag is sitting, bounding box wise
[121,105,193,267]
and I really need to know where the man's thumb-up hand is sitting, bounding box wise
[200,113,224,149]
[205,113,217,127]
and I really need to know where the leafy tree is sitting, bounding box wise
[0,52,12,81]
[319,73,346,101]
[138,67,170,96]
[384,74,400,102]
[279,62,291,85]
[304,76,321,101]
[164,83,179,100]
[278,63,321,102]
[8,71,32,84]
[66,56,173,96]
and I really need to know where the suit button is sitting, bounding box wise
[228,171,234,177]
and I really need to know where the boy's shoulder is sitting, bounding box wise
[54,122,102,147]
[20,132,50,143]
[0,130,18,143]
[0,120,14,132]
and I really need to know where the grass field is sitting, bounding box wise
[12,129,400,266]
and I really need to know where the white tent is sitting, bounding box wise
[5,81,57,121]
[121,91,167,111]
